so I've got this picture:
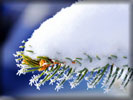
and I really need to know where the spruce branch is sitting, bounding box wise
[14,45,132,92]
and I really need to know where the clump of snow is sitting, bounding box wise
[24,1,129,71]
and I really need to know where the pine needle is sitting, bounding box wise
[110,55,117,59]
[84,53,93,63]
[96,55,101,60]
[122,68,132,85]
[105,64,113,84]
[117,68,124,79]
[109,67,119,89]
[124,69,133,87]
[65,57,73,62]
[26,50,34,53]
[94,64,109,86]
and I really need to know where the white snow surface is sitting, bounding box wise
[24,1,129,71]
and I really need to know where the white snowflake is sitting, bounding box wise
[16,64,28,68]
[57,77,64,82]
[69,81,79,89]
[16,51,22,55]
[87,82,95,90]
[55,82,63,92]
[85,76,89,81]
[16,68,27,76]
[35,83,40,90]
[29,79,35,86]
[49,78,55,85]
[22,40,26,43]
[15,59,19,63]
[76,72,80,76]
[29,75,39,86]
[63,73,73,81]
[16,64,21,68]
[39,79,44,85]
[13,53,18,57]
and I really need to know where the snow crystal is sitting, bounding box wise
[29,74,40,86]
[13,53,18,57]
[55,82,63,92]
[15,59,19,63]
[69,81,79,89]
[87,82,95,90]
[34,83,40,90]
[16,68,27,76]
[24,1,129,71]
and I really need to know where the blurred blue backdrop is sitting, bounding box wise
[1,1,105,98]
